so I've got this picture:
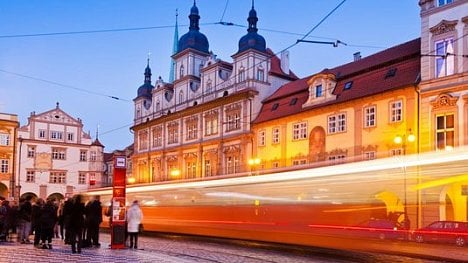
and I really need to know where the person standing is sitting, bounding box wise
[67,194,85,254]
[85,195,102,247]
[40,198,57,249]
[126,200,143,249]
[31,198,44,247]
[18,196,32,244]
[61,197,73,244]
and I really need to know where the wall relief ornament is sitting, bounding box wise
[430,20,457,36]
[431,94,458,110]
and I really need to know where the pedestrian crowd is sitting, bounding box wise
[0,194,103,254]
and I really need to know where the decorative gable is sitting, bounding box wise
[31,104,82,126]
[302,73,337,108]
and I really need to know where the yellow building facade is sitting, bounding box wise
[0,112,19,199]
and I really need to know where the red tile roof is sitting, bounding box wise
[267,48,299,80]
[254,38,421,124]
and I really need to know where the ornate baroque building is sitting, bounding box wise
[418,0,468,225]
[0,113,19,199]
[131,2,297,183]
[16,103,105,200]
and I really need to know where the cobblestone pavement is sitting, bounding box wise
[1,232,466,262]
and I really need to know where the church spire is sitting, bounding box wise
[189,0,200,31]
[169,9,178,83]
[248,0,258,33]
[144,55,152,84]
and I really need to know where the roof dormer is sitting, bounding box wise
[302,73,337,108]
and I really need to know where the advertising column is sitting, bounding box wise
[111,155,127,249]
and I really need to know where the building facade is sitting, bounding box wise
[418,0,468,225]
[0,113,19,199]
[131,2,296,183]
[252,39,421,225]
[16,103,104,200]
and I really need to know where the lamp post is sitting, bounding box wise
[248,158,261,176]
[394,130,415,233]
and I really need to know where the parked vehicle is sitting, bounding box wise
[412,221,468,247]
[355,218,405,240]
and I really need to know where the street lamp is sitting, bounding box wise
[394,129,415,233]
[248,158,261,176]
[170,168,180,178]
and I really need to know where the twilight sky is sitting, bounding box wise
[0,0,420,151]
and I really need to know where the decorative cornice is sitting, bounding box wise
[431,93,458,109]
[430,20,458,35]
[223,145,240,154]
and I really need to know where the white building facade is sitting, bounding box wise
[16,103,104,200]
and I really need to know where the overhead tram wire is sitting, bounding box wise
[0,69,131,102]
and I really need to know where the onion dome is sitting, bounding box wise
[237,2,266,53]
[137,59,154,98]
[177,1,209,53]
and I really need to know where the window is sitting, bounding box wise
[152,127,163,147]
[138,130,149,150]
[238,68,245,82]
[39,129,46,138]
[27,146,36,158]
[50,131,63,140]
[272,162,279,168]
[390,100,403,123]
[258,130,266,146]
[186,121,198,140]
[293,122,307,140]
[179,90,184,104]
[315,84,323,97]
[437,0,453,6]
[328,154,346,164]
[328,113,346,134]
[271,103,279,111]
[79,150,87,162]
[206,81,212,94]
[205,160,212,177]
[26,171,35,182]
[364,151,376,160]
[78,172,86,184]
[391,148,403,156]
[156,101,160,111]
[52,148,66,160]
[168,122,179,144]
[272,128,280,144]
[179,65,184,78]
[90,151,97,161]
[289,98,298,106]
[226,156,239,174]
[49,171,66,184]
[385,68,397,79]
[226,112,241,132]
[435,38,454,78]
[256,68,264,81]
[344,81,353,90]
[67,132,74,141]
[364,106,376,128]
[436,113,454,150]
[205,113,219,136]
[292,159,307,166]
[186,162,196,179]
[0,160,8,173]
[0,133,10,146]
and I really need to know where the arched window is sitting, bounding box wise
[206,80,212,94]
[179,90,184,103]
[155,100,160,111]
[199,63,204,77]
[238,67,245,82]
[180,65,185,78]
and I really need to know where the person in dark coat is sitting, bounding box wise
[18,196,33,244]
[0,200,8,241]
[85,195,102,247]
[4,200,18,240]
[67,194,85,253]
[61,197,73,244]
[31,198,44,247]
[40,198,57,249]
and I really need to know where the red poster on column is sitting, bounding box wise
[111,155,127,249]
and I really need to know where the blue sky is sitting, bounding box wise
[0,0,420,151]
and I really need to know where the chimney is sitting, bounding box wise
[280,50,290,74]
[353,52,361,61]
